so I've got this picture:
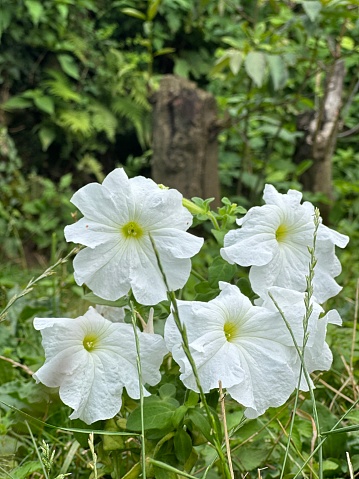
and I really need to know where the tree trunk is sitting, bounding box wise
[151,75,221,206]
[293,60,345,223]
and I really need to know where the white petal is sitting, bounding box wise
[65,217,119,248]
[72,240,131,301]
[68,180,129,228]
[263,184,303,208]
[318,223,349,248]
[227,338,296,418]
[152,229,203,259]
[130,177,193,231]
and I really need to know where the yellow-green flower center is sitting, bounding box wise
[83,333,99,352]
[224,321,240,342]
[275,224,288,242]
[122,221,144,239]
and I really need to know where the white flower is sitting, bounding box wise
[220,184,349,303]
[164,282,297,418]
[64,168,203,305]
[33,307,168,425]
[262,286,342,391]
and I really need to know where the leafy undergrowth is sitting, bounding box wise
[1,240,359,479]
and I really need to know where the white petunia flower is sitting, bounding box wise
[220,184,349,303]
[164,282,297,418]
[262,286,342,391]
[33,307,168,425]
[64,168,203,305]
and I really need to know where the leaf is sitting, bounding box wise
[147,0,161,21]
[187,408,212,443]
[127,396,178,431]
[82,292,128,307]
[245,51,266,87]
[34,95,55,115]
[266,54,288,90]
[44,69,82,103]
[174,58,190,78]
[0,8,11,37]
[24,0,44,25]
[208,256,237,288]
[174,428,192,464]
[229,50,243,75]
[1,96,32,111]
[38,126,56,151]
[159,383,176,399]
[121,7,146,20]
[154,47,176,57]
[302,1,322,22]
[58,110,92,136]
[9,461,42,479]
[58,54,80,80]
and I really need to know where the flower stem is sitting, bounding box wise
[130,301,146,479]
[149,233,231,479]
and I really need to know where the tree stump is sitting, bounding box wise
[151,75,220,205]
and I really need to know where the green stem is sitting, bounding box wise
[130,302,146,479]
[149,233,231,479]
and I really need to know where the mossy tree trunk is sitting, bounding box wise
[151,75,221,206]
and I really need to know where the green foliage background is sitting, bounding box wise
[1,0,359,478]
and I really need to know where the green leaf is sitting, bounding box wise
[38,126,56,151]
[127,396,178,431]
[245,51,266,87]
[154,47,176,57]
[147,0,161,21]
[58,54,80,80]
[229,50,243,75]
[34,95,55,115]
[208,256,237,288]
[24,0,44,25]
[9,461,42,479]
[266,54,288,90]
[1,96,32,111]
[174,428,192,464]
[121,7,146,20]
[0,8,11,37]
[172,405,187,428]
[174,58,190,78]
[302,1,322,22]
[159,383,176,399]
[82,292,128,307]
[187,408,213,443]
[185,391,199,407]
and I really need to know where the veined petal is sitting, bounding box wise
[227,337,296,418]
[65,217,119,248]
[130,177,193,230]
[263,184,302,208]
[318,223,349,248]
[151,229,203,259]
[72,241,131,301]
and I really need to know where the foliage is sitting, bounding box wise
[0,127,75,264]
[1,1,359,478]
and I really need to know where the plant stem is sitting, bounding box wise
[130,301,146,479]
[149,233,231,479]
